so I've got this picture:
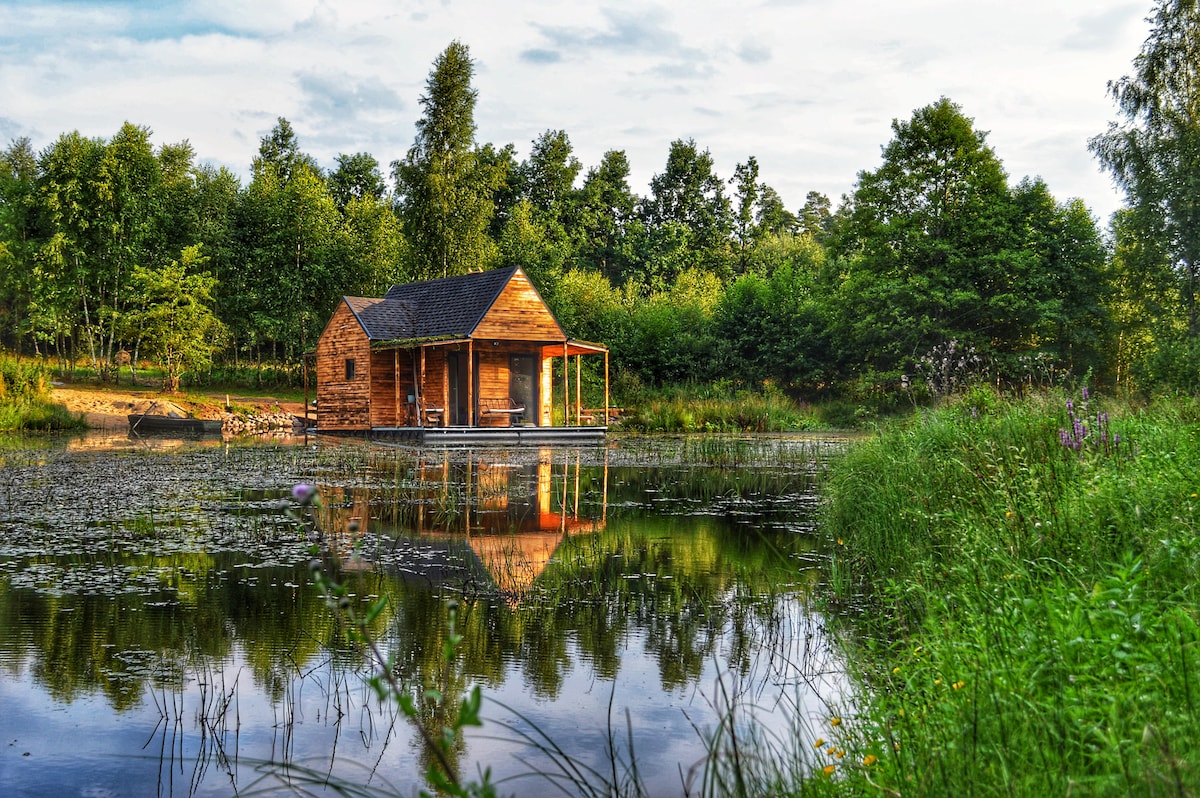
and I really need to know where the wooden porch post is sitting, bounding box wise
[303,355,310,430]
[575,354,581,425]
[393,350,400,426]
[419,347,426,427]
[442,349,450,426]
[562,342,568,427]
[467,340,475,426]
[604,351,610,427]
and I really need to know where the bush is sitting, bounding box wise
[0,355,85,431]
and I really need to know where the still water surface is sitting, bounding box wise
[0,433,847,797]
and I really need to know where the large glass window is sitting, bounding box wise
[509,355,536,424]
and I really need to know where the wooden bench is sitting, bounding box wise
[480,397,525,426]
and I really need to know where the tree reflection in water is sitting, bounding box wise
[0,437,846,796]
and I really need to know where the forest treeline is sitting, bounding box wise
[2,6,1199,400]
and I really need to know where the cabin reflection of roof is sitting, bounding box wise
[342,525,599,601]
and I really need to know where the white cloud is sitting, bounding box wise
[0,0,1156,222]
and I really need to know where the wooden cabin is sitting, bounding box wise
[314,266,609,439]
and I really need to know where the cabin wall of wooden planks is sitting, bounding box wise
[315,302,373,430]
[473,272,565,341]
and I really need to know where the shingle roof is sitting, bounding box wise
[345,265,521,342]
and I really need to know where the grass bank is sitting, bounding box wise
[815,389,1200,795]
[0,356,85,431]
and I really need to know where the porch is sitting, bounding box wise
[324,424,608,446]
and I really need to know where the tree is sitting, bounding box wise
[124,245,224,391]
[1090,0,1200,334]
[496,130,581,295]
[755,185,797,239]
[328,152,386,208]
[797,191,832,241]
[575,150,640,284]
[1011,178,1109,377]
[1104,208,1179,389]
[519,129,581,220]
[496,199,567,298]
[715,236,834,390]
[831,99,1034,378]
[730,157,761,273]
[337,195,407,297]
[192,164,244,347]
[238,122,342,359]
[0,138,44,353]
[392,41,503,278]
[37,123,164,381]
[641,139,732,283]
[256,117,319,184]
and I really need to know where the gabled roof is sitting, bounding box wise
[344,265,526,343]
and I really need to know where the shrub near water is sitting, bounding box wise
[0,356,85,431]
[818,390,1200,796]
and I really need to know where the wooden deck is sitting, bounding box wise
[317,425,607,446]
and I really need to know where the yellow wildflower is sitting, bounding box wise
[952,680,966,690]
[836,749,845,759]
[892,666,901,674]
[934,678,942,686]
[822,764,836,776]
[813,738,826,748]
[830,716,842,726]
[863,754,878,767]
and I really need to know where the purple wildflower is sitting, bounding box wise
[1081,386,1089,401]
[292,483,315,504]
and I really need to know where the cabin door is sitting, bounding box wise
[447,353,469,426]
[510,354,537,426]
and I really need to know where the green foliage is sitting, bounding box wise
[639,138,733,285]
[12,45,1200,402]
[819,391,1200,795]
[574,149,639,284]
[124,245,225,392]
[392,41,503,280]
[1091,0,1200,335]
[0,354,85,430]
[621,383,818,433]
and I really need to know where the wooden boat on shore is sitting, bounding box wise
[128,413,224,434]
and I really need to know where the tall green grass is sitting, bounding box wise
[0,356,85,431]
[622,387,821,433]
[816,389,1200,796]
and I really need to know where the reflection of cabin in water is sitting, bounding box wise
[319,451,608,598]
[313,265,609,443]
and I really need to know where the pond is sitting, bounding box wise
[0,432,849,797]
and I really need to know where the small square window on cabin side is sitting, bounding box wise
[345,358,356,380]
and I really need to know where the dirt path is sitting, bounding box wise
[51,385,308,431]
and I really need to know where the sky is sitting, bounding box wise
[0,0,1157,225]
